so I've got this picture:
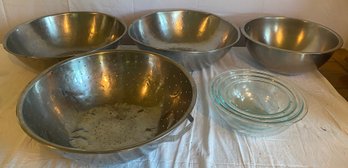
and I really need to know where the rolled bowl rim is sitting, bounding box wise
[128,9,241,54]
[16,49,197,154]
[241,16,344,55]
[209,69,308,125]
[211,70,300,120]
[2,11,128,59]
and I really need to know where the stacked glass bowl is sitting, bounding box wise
[210,69,308,136]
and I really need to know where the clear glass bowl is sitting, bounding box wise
[212,102,307,136]
[211,70,305,122]
[209,69,308,136]
[212,73,300,121]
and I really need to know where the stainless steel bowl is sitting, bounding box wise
[3,12,127,71]
[128,10,240,71]
[241,16,343,75]
[17,50,196,164]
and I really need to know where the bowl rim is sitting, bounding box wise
[209,69,308,124]
[2,11,127,59]
[240,16,344,54]
[213,97,307,126]
[211,69,300,117]
[128,9,241,54]
[213,74,300,119]
[16,49,197,154]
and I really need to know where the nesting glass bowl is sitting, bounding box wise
[210,69,307,136]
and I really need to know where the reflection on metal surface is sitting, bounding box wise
[273,24,279,32]
[170,85,182,107]
[264,27,272,45]
[222,32,230,44]
[241,16,343,74]
[296,30,305,46]
[67,60,92,99]
[128,10,240,71]
[198,17,210,37]
[54,106,62,115]
[99,56,111,97]
[46,17,59,39]
[140,57,156,99]
[3,12,126,60]
[17,50,197,160]
[140,81,149,98]
[88,16,97,43]
[275,27,284,46]
[158,14,170,38]
[173,12,183,37]
[63,14,71,34]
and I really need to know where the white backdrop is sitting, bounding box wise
[0,0,347,48]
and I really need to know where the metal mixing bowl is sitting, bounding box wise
[3,12,127,71]
[16,50,196,163]
[128,10,240,71]
[241,16,343,75]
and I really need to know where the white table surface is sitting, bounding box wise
[1,45,348,168]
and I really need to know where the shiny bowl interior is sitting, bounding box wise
[129,10,239,52]
[242,16,342,53]
[128,10,240,70]
[17,50,197,154]
[3,12,127,58]
[241,16,343,75]
[210,69,307,135]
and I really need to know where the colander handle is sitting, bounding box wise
[163,114,194,142]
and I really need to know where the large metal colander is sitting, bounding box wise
[16,50,196,163]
